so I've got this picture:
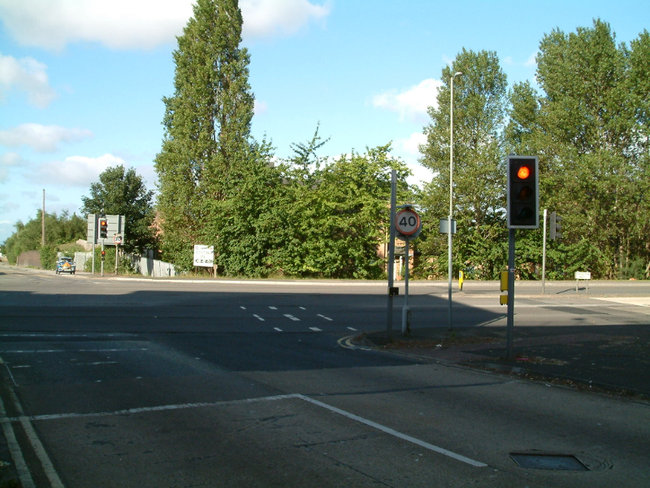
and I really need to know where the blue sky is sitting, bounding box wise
[0,0,648,244]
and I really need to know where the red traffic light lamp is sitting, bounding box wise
[99,217,108,238]
[507,156,539,229]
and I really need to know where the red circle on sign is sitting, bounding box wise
[395,209,421,236]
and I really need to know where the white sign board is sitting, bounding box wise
[193,245,214,267]
[575,271,591,280]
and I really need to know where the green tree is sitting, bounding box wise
[3,211,85,265]
[81,165,157,254]
[419,49,509,279]
[271,133,410,278]
[507,20,650,278]
[155,0,255,270]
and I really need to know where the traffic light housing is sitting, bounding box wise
[99,217,108,238]
[549,211,562,240]
[507,156,538,229]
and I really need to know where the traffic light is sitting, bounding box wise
[99,217,108,238]
[507,155,538,229]
[549,211,562,240]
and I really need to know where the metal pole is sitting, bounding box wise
[402,239,410,336]
[387,170,397,338]
[41,189,45,247]
[506,228,516,360]
[542,208,547,294]
[448,71,462,330]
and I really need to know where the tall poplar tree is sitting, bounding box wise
[155,0,254,270]
[507,20,650,278]
[419,49,509,279]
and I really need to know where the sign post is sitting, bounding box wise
[394,205,422,336]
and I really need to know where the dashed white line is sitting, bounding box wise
[309,327,322,332]
[253,314,265,322]
[269,306,278,310]
[347,327,357,332]
[317,314,333,321]
[284,314,300,322]
[273,327,283,332]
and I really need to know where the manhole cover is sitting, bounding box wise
[510,453,589,471]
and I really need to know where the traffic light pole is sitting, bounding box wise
[506,228,516,361]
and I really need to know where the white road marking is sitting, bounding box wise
[317,314,333,321]
[0,394,36,488]
[73,361,119,367]
[309,327,322,332]
[284,314,300,321]
[299,306,306,310]
[273,327,283,332]
[240,306,247,310]
[1,370,65,488]
[269,306,277,310]
[347,327,357,331]
[297,395,488,468]
[4,393,487,469]
[0,348,149,354]
[253,314,265,322]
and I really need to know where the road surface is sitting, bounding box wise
[0,266,648,487]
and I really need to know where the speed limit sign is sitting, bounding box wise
[395,208,422,238]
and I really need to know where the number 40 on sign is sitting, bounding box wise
[395,207,422,239]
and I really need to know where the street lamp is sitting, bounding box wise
[448,71,462,330]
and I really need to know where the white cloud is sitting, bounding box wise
[398,131,427,156]
[392,132,432,187]
[0,152,23,182]
[0,0,330,51]
[241,0,329,38]
[0,53,57,107]
[525,51,538,67]
[254,99,268,115]
[36,153,126,186]
[0,123,93,152]
[373,78,442,123]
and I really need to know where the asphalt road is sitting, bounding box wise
[1,266,649,487]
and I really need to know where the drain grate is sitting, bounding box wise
[510,452,589,471]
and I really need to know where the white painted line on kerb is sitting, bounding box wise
[5,393,487,469]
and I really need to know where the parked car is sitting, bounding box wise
[56,257,76,275]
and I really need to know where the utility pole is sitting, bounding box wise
[41,189,45,247]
